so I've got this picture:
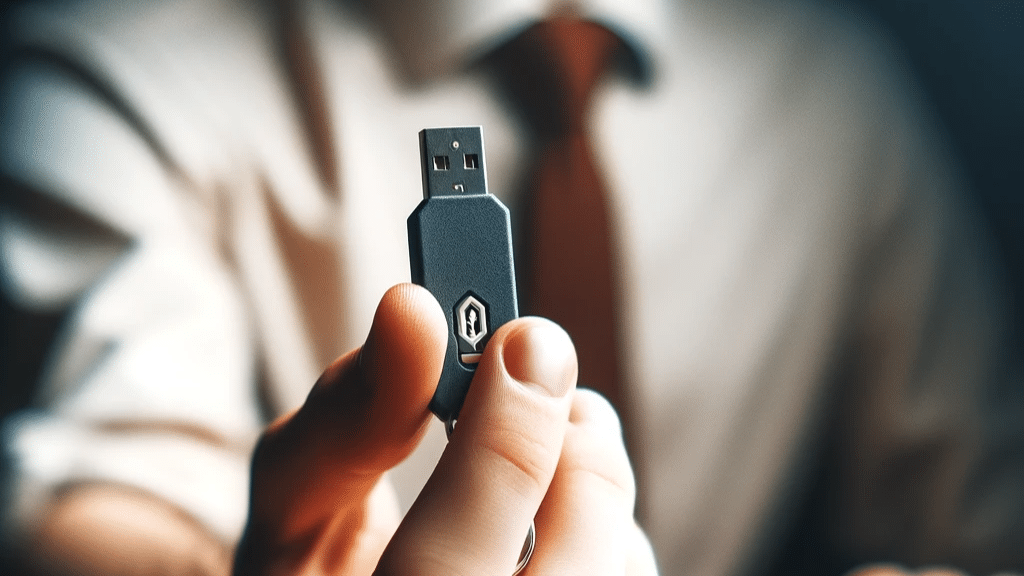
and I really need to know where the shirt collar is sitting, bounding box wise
[365,0,668,84]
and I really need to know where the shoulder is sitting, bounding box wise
[2,0,293,180]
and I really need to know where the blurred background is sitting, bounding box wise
[1,0,1021,573]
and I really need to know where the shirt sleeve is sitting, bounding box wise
[1,16,263,544]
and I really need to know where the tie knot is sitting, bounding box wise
[491,18,621,136]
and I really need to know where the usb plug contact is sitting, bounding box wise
[419,126,488,198]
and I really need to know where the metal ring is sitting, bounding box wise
[445,416,457,439]
[513,520,536,575]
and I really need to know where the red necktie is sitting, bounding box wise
[491,19,639,483]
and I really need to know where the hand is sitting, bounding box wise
[233,283,657,575]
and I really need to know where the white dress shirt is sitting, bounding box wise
[2,0,1022,573]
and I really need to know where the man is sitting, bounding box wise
[2,0,1021,574]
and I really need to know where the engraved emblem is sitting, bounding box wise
[455,293,489,363]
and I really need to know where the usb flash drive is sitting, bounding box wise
[408,126,519,422]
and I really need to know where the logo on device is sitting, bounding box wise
[455,293,489,364]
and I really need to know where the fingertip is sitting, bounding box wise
[379,282,445,322]
[362,283,447,411]
[371,283,448,360]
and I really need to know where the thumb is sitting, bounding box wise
[378,317,578,574]
[237,283,447,567]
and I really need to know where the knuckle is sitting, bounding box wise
[569,463,635,505]
[569,448,630,502]
[476,423,560,498]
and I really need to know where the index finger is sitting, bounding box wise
[236,284,447,574]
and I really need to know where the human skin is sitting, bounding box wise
[25,283,658,576]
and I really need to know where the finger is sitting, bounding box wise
[378,317,578,575]
[243,283,447,547]
[528,390,638,575]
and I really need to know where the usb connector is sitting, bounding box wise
[408,127,519,422]
[419,126,489,198]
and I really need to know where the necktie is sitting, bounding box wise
[490,19,638,477]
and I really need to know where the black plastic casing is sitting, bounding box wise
[408,127,519,421]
